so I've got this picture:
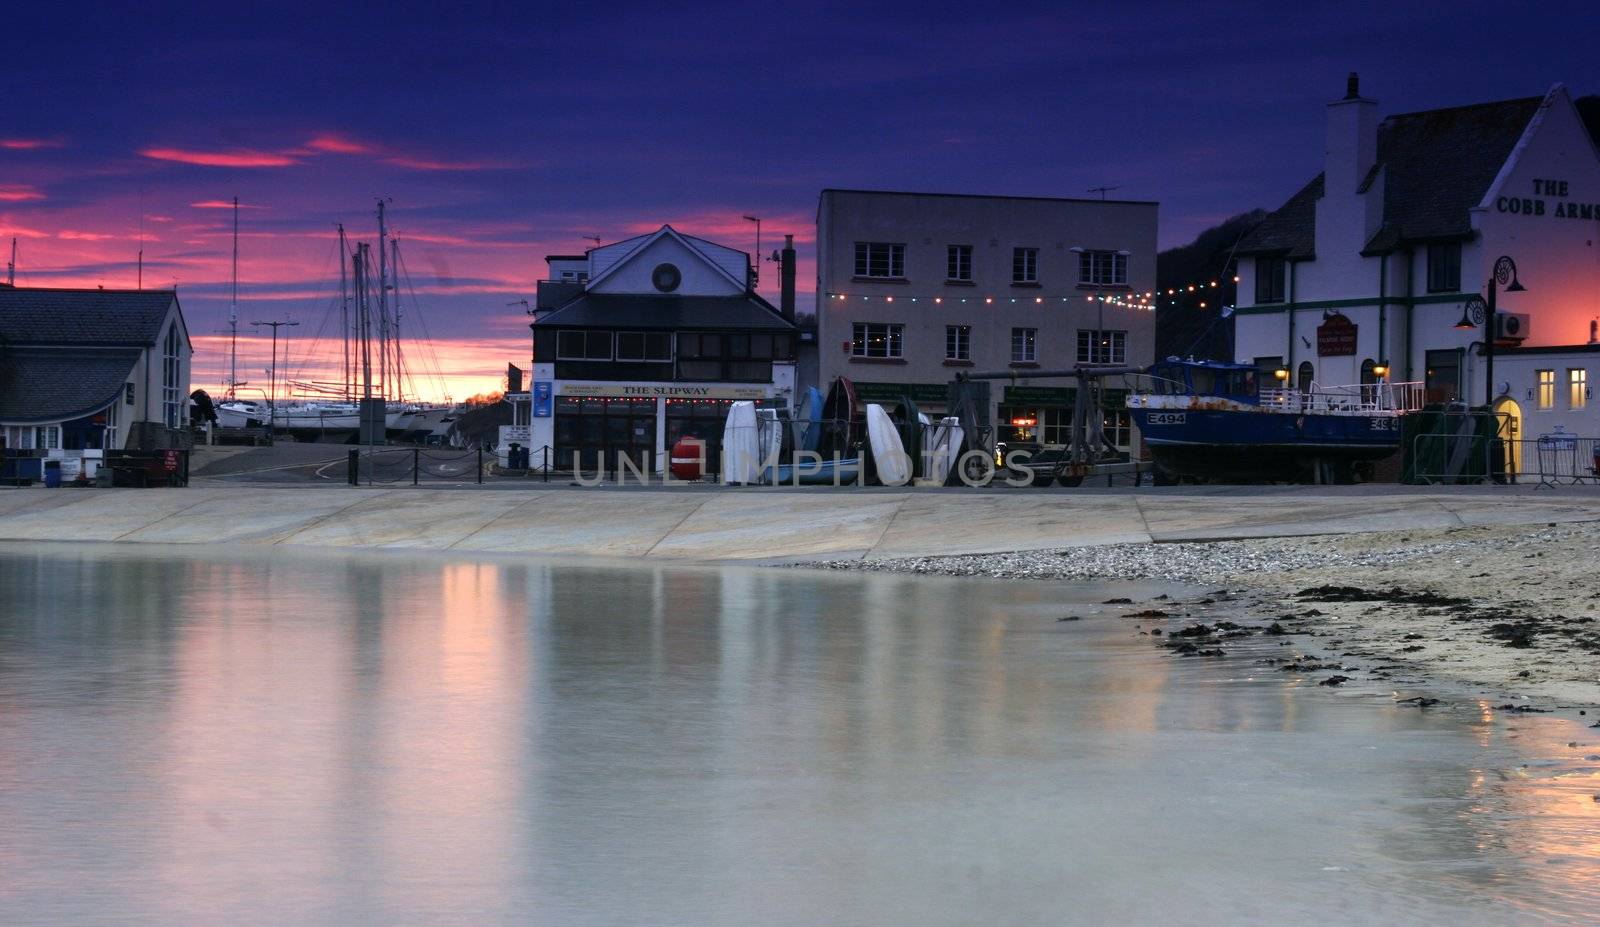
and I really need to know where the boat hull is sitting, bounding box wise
[1129,407,1401,479]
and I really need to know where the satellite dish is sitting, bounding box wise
[1221,306,1235,319]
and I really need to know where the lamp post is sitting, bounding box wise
[249,318,300,417]
[1454,255,1525,407]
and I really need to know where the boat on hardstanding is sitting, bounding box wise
[1125,358,1425,483]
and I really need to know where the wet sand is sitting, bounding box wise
[815,520,1600,712]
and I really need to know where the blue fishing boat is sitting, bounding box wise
[1126,359,1424,482]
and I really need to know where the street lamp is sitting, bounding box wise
[1454,255,1525,407]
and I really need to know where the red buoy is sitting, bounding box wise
[669,435,708,482]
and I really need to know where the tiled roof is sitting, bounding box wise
[1238,96,1544,257]
[0,287,178,346]
[0,346,139,423]
[533,292,795,331]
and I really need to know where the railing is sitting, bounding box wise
[1508,435,1600,488]
[347,447,485,486]
[1259,380,1426,414]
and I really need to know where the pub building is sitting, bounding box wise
[506,225,798,473]
[1234,76,1600,466]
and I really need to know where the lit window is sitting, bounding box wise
[1010,327,1036,363]
[1013,247,1038,284]
[946,245,972,282]
[1569,368,1588,409]
[945,325,970,361]
[852,322,904,358]
[1536,369,1555,410]
[854,242,905,279]
[1077,250,1128,286]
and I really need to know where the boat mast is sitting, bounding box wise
[391,236,403,404]
[357,243,373,403]
[6,237,14,285]
[376,199,389,403]
[228,195,239,398]
[338,223,350,402]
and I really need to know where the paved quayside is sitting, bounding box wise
[1,485,1598,561]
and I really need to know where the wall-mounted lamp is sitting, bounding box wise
[1273,368,1290,381]
[1372,364,1389,378]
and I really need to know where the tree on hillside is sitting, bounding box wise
[1155,209,1265,362]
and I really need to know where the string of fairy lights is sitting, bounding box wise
[824,275,1242,312]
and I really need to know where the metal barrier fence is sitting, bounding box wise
[1509,436,1600,487]
[347,447,485,485]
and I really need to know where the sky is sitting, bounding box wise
[3,1,1597,401]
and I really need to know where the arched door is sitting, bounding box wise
[1493,396,1521,477]
[1359,359,1377,405]
[1297,361,1314,395]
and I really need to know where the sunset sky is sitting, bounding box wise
[4,1,1596,401]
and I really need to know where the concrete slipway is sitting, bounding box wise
[2,484,1599,561]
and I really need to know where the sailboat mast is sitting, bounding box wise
[357,244,373,402]
[391,236,402,404]
[229,195,239,398]
[376,200,389,402]
[338,223,350,402]
[6,237,14,286]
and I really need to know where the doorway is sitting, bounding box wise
[1493,396,1521,476]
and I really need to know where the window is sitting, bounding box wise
[1254,356,1284,385]
[1011,327,1037,363]
[1077,330,1127,364]
[1426,242,1462,293]
[615,331,673,362]
[125,382,135,406]
[675,332,788,381]
[1077,250,1128,286]
[1102,410,1132,449]
[1255,256,1287,303]
[1012,247,1038,284]
[946,245,972,282]
[1570,368,1588,409]
[162,324,183,428]
[945,325,971,361]
[854,242,905,279]
[102,399,120,450]
[1536,369,1555,410]
[556,330,613,360]
[1425,350,1462,404]
[851,322,904,359]
[34,425,60,450]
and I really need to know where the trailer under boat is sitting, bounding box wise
[1125,359,1424,483]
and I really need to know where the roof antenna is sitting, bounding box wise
[1086,185,1122,200]
[6,237,14,286]
[582,234,601,247]
[137,184,145,290]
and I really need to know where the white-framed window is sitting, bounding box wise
[1103,410,1132,449]
[854,242,905,279]
[1011,327,1037,363]
[102,399,120,449]
[852,322,904,358]
[4,425,33,449]
[1077,329,1127,364]
[1536,369,1555,410]
[556,330,613,360]
[1078,250,1128,286]
[1012,247,1038,283]
[615,331,673,362]
[945,325,970,361]
[162,324,183,428]
[946,245,972,282]
[30,425,60,450]
[1569,368,1588,409]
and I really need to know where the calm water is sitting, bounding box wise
[0,543,1596,926]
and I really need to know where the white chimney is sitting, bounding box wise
[1324,72,1377,198]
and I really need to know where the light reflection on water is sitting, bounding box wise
[0,543,1595,926]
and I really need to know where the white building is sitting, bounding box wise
[506,225,798,473]
[1233,76,1600,470]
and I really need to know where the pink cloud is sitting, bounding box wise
[141,147,299,168]
[381,155,504,172]
[190,200,268,210]
[0,138,64,150]
[301,133,376,155]
[0,185,44,202]
[0,218,52,239]
[58,230,116,241]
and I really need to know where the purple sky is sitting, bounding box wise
[2,1,1596,399]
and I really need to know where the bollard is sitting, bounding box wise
[413,447,420,485]
[347,448,359,486]
[477,445,484,483]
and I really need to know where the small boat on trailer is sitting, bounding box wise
[1126,359,1424,483]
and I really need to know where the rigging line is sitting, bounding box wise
[395,245,450,401]
[282,233,344,394]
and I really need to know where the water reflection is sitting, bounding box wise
[0,543,1594,926]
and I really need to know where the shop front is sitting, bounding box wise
[998,385,1132,455]
[541,382,775,474]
